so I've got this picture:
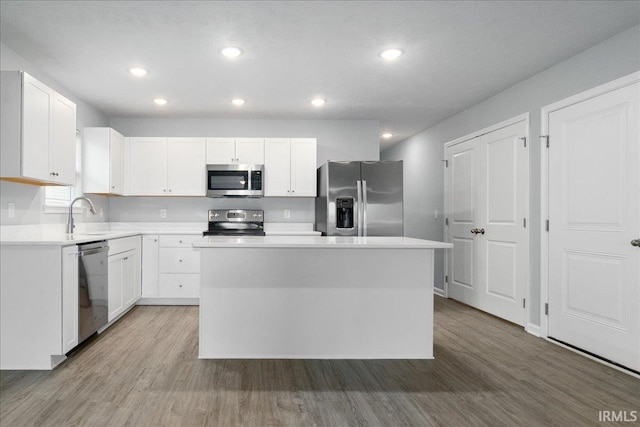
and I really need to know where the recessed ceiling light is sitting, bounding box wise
[129,67,148,77]
[221,47,242,58]
[153,98,167,105]
[311,98,326,107]
[382,133,393,139]
[379,48,403,61]
[231,98,246,106]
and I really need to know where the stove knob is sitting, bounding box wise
[258,214,263,218]
[253,214,257,218]
[213,213,219,218]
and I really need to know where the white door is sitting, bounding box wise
[122,250,137,307]
[127,138,167,196]
[108,255,123,322]
[446,137,480,306]
[167,138,206,196]
[50,92,77,185]
[235,138,265,164]
[548,82,639,371]
[478,122,528,325]
[264,138,292,196]
[109,129,124,194]
[290,138,317,197]
[446,120,528,326]
[21,73,52,182]
[206,138,236,164]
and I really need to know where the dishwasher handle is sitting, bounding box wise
[78,241,109,257]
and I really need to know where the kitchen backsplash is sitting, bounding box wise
[108,196,314,224]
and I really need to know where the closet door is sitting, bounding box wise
[445,119,528,326]
[446,137,480,306]
[548,82,639,371]
[478,121,528,326]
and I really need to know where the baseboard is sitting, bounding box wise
[137,297,199,306]
[526,323,541,337]
[433,287,446,297]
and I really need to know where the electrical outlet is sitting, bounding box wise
[160,209,167,219]
[284,209,291,219]
[7,203,15,218]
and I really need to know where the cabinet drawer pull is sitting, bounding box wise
[179,284,183,288]
[179,259,183,262]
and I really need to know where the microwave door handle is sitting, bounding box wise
[362,180,368,237]
[356,180,362,237]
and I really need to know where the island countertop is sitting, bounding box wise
[194,235,452,249]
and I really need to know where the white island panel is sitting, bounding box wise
[198,245,437,359]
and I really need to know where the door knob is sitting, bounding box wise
[632,239,640,247]
[470,228,477,234]
[478,228,485,235]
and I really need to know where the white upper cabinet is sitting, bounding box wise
[1,71,77,186]
[83,127,125,194]
[206,137,264,164]
[264,138,316,197]
[127,138,167,196]
[167,138,206,196]
[126,137,205,196]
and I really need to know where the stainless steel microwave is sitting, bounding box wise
[206,164,264,197]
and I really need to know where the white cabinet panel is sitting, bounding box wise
[235,138,264,164]
[167,138,206,196]
[290,138,317,197]
[127,138,167,196]
[206,137,264,165]
[141,235,159,298]
[22,74,53,182]
[159,248,200,273]
[159,274,200,298]
[1,71,76,185]
[264,138,292,196]
[61,245,78,353]
[159,234,202,248]
[108,255,124,322]
[265,138,316,197]
[206,138,236,164]
[50,92,77,185]
[83,127,125,194]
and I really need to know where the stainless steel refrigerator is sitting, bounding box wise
[315,161,403,236]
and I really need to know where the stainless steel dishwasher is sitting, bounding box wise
[78,241,109,344]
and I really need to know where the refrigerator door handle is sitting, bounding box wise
[362,180,368,237]
[356,180,363,237]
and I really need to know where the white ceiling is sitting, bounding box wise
[1,1,638,150]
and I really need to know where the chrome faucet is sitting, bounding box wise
[67,196,97,234]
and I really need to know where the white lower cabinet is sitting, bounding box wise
[140,234,200,304]
[107,236,141,322]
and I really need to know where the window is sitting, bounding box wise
[44,132,82,212]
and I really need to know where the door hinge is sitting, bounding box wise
[519,137,527,148]
[540,135,549,148]
[445,275,448,283]
[523,218,527,228]
[545,219,549,232]
[445,218,449,226]
[442,160,449,168]
[545,303,549,316]
[523,298,526,308]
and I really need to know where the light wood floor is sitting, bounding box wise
[1,297,638,426]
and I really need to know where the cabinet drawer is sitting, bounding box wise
[159,248,200,273]
[159,274,200,298]
[159,234,201,248]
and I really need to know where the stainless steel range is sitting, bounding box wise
[203,209,265,236]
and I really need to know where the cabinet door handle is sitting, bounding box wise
[632,239,640,247]
[179,240,183,243]
[179,259,183,262]
[168,189,172,193]
[179,284,183,288]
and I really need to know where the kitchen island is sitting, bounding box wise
[194,236,452,359]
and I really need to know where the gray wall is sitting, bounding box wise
[108,117,379,223]
[382,25,640,327]
[0,42,110,225]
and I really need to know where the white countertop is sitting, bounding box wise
[0,222,320,245]
[194,235,452,249]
